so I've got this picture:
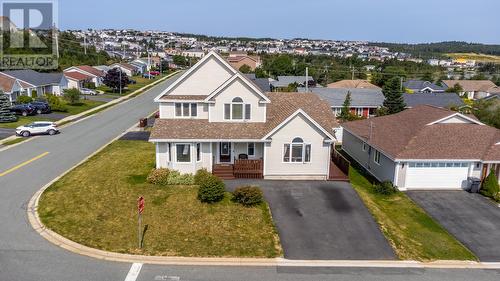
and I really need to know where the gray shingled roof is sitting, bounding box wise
[298,87,384,107]
[403,80,446,92]
[404,93,465,108]
[244,74,270,92]
[3,69,64,86]
[271,76,314,88]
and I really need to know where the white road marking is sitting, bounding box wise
[124,263,143,281]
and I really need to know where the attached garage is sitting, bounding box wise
[404,162,470,190]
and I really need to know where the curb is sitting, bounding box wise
[0,71,180,148]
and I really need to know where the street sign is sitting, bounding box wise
[137,196,145,248]
[138,196,145,214]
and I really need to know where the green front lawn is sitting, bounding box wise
[349,167,477,261]
[97,74,167,95]
[64,99,105,115]
[38,140,281,257]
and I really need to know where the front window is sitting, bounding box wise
[247,142,255,156]
[175,103,197,117]
[283,137,311,163]
[224,97,251,120]
[176,144,191,162]
[356,108,363,116]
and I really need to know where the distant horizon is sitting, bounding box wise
[62,28,500,46]
[58,0,500,45]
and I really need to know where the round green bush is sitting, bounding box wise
[373,180,398,195]
[232,185,263,206]
[194,168,212,185]
[17,95,33,104]
[481,169,499,198]
[197,174,225,203]
[146,168,170,185]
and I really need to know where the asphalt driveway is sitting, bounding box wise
[407,191,500,262]
[225,180,395,260]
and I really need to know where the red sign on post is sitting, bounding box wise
[138,196,145,214]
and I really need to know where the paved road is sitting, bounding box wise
[225,180,395,260]
[407,191,500,262]
[0,75,499,280]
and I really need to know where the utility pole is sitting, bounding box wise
[305,67,309,92]
[400,76,404,92]
[119,68,122,95]
[53,23,59,59]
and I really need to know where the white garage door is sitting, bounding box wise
[405,162,470,189]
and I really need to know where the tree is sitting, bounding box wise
[103,68,130,93]
[63,88,81,105]
[480,169,499,198]
[0,92,17,123]
[160,60,169,73]
[382,77,406,114]
[238,64,252,74]
[339,91,353,121]
[173,55,188,67]
[473,99,500,129]
[420,71,434,82]
[338,91,361,121]
[445,83,463,94]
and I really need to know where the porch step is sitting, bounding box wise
[213,164,235,180]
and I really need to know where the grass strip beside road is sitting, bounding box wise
[38,140,281,258]
[2,137,27,146]
[349,166,477,261]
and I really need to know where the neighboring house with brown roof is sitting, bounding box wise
[342,105,500,190]
[442,80,500,100]
[64,65,105,87]
[150,51,338,180]
[64,71,93,90]
[226,54,261,71]
[327,79,381,90]
[109,63,140,77]
[0,72,25,103]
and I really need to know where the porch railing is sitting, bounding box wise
[234,159,263,179]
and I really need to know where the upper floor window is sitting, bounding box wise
[224,97,251,120]
[175,103,197,117]
[283,137,311,163]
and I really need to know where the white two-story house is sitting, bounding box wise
[150,51,338,180]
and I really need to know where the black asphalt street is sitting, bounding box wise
[0,75,499,280]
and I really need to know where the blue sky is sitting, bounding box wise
[59,0,500,44]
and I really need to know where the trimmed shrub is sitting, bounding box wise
[373,180,398,195]
[232,186,263,206]
[194,168,212,185]
[480,169,499,198]
[45,94,68,112]
[17,95,33,104]
[198,174,225,203]
[63,88,81,105]
[167,170,194,185]
[146,168,170,185]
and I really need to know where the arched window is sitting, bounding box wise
[224,97,251,120]
[283,137,311,163]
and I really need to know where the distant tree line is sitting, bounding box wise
[371,41,500,58]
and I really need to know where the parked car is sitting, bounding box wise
[149,71,160,76]
[142,73,155,79]
[10,104,36,116]
[29,101,51,114]
[81,88,97,95]
[129,79,137,84]
[16,121,59,137]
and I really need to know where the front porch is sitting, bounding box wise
[213,159,264,179]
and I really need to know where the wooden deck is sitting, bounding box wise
[213,159,263,179]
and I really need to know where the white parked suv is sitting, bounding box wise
[16,122,59,137]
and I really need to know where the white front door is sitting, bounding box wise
[405,162,470,189]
